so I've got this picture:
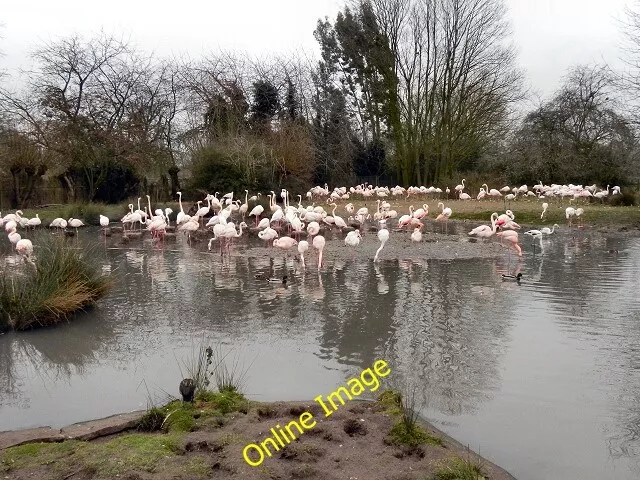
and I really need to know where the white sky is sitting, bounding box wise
[0,0,635,98]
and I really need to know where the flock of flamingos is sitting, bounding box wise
[0,180,621,267]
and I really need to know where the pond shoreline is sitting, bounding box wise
[0,399,517,480]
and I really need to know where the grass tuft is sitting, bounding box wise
[0,234,114,332]
[195,389,249,415]
[433,455,486,480]
[137,407,166,432]
[162,401,196,433]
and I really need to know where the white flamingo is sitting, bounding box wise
[374,228,389,262]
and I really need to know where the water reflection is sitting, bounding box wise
[0,229,639,479]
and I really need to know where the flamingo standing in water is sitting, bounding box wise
[298,240,309,269]
[312,235,325,269]
[411,226,422,242]
[249,204,264,227]
[344,230,361,260]
[374,228,389,262]
[496,230,522,256]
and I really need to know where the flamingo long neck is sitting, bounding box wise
[147,197,152,218]
[332,204,337,216]
[245,191,248,204]
[491,214,497,232]
[178,192,184,213]
[462,179,465,188]
[137,198,142,211]
[130,204,134,214]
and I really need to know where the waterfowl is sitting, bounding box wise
[501,273,522,282]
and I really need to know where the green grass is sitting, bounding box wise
[0,441,82,473]
[0,234,114,332]
[14,200,183,226]
[0,390,250,479]
[388,421,443,448]
[432,455,486,480]
[137,407,166,432]
[195,389,249,415]
[162,402,196,433]
[344,197,640,227]
[378,388,443,448]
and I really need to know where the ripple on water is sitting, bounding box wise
[1,229,640,479]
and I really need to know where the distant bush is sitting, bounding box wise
[0,235,114,332]
[608,191,637,206]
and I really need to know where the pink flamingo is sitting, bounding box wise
[298,240,309,269]
[312,235,326,269]
[496,230,522,256]
[436,202,452,234]
[273,237,298,250]
[468,213,498,241]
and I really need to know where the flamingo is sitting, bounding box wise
[178,217,199,243]
[15,238,34,262]
[455,179,466,193]
[176,191,187,225]
[412,204,429,220]
[68,218,85,236]
[566,207,576,227]
[496,230,522,256]
[195,196,211,225]
[344,230,361,259]
[99,215,109,234]
[298,240,309,269]
[541,202,549,220]
[468,213,498,240]
[306,221,320,240]
[312,235,326,269]
[8,228,21,248]
[374,228,389,262]
[541,224,559,235]
[249,202,262,225]
[239,190,249,218]
[220,221,247,254]
[4,220,17,233]
[524,229,544,254]
[436,202,452,233]
[258,227,278,245]
[411,226,422,242]
[27,214,41,229]
[575,208,584,226]
[397,206,414,229]
[273,237,298,250]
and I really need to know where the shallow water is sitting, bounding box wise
[1,228,640,480]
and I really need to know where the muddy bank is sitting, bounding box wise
[0,395,516,480]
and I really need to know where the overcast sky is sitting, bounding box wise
[0,0,635,98]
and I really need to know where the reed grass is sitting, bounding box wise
[0,235,114,331]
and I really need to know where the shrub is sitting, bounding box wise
[608,191,636,206]
[0,234,114,331]
[137,407,165,432]
[433,455,486,480]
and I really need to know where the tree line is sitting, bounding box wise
[1,0,640,207]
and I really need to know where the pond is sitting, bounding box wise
[0,227,639,480]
